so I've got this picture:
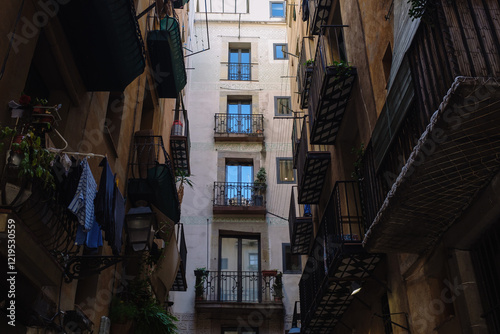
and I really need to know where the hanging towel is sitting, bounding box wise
[75,217,103,248]
[68,158,98,231]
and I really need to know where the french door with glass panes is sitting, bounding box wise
[227,100,252,134]
[225,161,253,205]
[219,236,260,302]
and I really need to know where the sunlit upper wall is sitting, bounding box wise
[194,0,288,23]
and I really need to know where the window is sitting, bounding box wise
[226,160,253,205]
[227,100,252,133]
[229,47,251,80]
[270,1,285,17]
[219,236,260,302]
[274,43,288,60]
[276,158,295,184]
[282,243,301,274]
[275,96,291,116]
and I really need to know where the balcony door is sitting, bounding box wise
[219,236,261,302]
[227,100,252,134]
[225,161,253,205]
[229,48,250,80]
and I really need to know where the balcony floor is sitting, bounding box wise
[298,151,331,204]
[309,67,357,145]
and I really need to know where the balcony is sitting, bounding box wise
[171,224,188,291]
[308,26,357,145]
[173,0,190,8]
[147,15,187,98]
[213,182,266,215]
[361,1,500,253]
[308,0,334,35]
[214,114,264,142]
[227,62,252,81]
[58,0,145,91]
[299,181,381,333]
[363,77,500,253]
[289,188,313,255]
[170,106,191,175]
[127,132,180,223]
[298,38,315,110]
[195,270,284,315]
[295,119,330,204]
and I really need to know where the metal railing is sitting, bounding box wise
[295,119,308,190]
[213,182,264,207]
[228,62,251,80]
[291,117,302,169]
[214,114,264,135]
[298,38,314,109]
[195,270,276,302]
[128,134,174,179]
[299,181,364,327]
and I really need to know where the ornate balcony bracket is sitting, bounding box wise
[63,256,127,283]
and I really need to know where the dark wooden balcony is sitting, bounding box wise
[308,0,334,35]
[289,188,313,255]
[128,132,180,223]
[214,114,264,142]
[170,106,190,175]
[58,0,145,91]
[308,26,357,145]
[171,224,188,291]
[296,120,330,204]
[299,181,381,333]
[361,1,500,254]
[147,15,187,98]
[213,182,266,215]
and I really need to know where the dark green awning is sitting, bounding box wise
[58,0,145,91]
[147,16,187,98]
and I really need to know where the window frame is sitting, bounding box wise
[276,157,296,184]
[274,96,292,116]
[269,1,285,18]
[282,243,302,274]
[273,43,288,60]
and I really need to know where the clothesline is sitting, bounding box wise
[48,148,106,159]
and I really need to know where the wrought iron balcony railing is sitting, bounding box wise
[228,62,252,81]
[171,224,188,291]
[298,39,314,109]
[308,0,334,35]
[213,182,264,207]
[299,181,380,333]
[195,270,277,303]
[289,188,313,255]
[214,114,264,136]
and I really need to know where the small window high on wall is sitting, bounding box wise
[197,0,249,13]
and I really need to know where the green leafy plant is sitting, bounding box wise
[175,169,194,205]
[330,60,353,77]
[194,267,208,299]
[110,277,178,333]
[253,167,267,195]
[0,126,55,190]
[351,143,365,181]
[304,59,314,66]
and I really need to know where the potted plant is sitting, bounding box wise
[252,167,267,206]
[194,267,208,300]
[175,169,194,205]
[304,59,314,67]
[272,271,283,302]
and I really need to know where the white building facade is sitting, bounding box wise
[170,1,301,333]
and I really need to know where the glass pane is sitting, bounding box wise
[285,244,301,272]
[227,103,238,133]
[240,49,250,63]
[271,2,284,17]
[241,239,259,302]
[277,98,290,115]
[279,159,295,182]
[275,44,286,59]
[220,237,239,301]
[229,49,239,63]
